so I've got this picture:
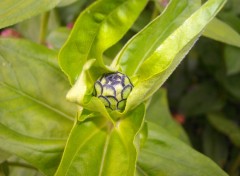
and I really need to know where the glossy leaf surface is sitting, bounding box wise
[0,38,75,175]
[55,104,145,176]
[0,0,61,29]
[59,0,148,84]
[124,0,226,112]
[136,122,228,176]
[136,0,226,80]
[115,0,201,76]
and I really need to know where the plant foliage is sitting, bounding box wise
[1,0,240,176]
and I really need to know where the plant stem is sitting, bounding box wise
[39,11,50,44]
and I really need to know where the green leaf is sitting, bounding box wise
[224,45,240,75]
[203,18,240,47]
[55,103,145,176]
[0,38,76,175]
[0,0,62,29]
[146,88,190,144]
[219,12,240,34]
[136,0,226,80]
[114,0,201,76]
[207,113,240,148]
[0,124,65,176]
[59,0,148,84]
[136,122,228,176]
[124,0,226,112]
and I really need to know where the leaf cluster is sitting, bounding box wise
[0,0,239,176]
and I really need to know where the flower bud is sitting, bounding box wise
[93,72,133,111]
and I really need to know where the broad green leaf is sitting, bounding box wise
[136,122,228,176]
[146,88,190,143]
[114,0,201,76]
[0,0,62,29]
[124,0,226,112]
[0,38,76,175]
[224,45,240,75]
[137,0,226,80]
[59,0,148,84]
[55,103,145,176]
[0,38,75,138]
[207,113,240,148]
[203,18,240,47]
[0,124,65,176]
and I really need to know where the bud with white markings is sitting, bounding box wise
[93,72,133,111]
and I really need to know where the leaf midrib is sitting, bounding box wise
[0,82,73,121]
[64,122,108,175]
[98,129,111,176]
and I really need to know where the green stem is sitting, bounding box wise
[39,11,50,44]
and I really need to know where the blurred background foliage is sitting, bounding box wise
[165,0,240,175]
[0,0,240,175]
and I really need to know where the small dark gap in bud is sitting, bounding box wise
[111,81,121,86]
[121,75,126,86]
